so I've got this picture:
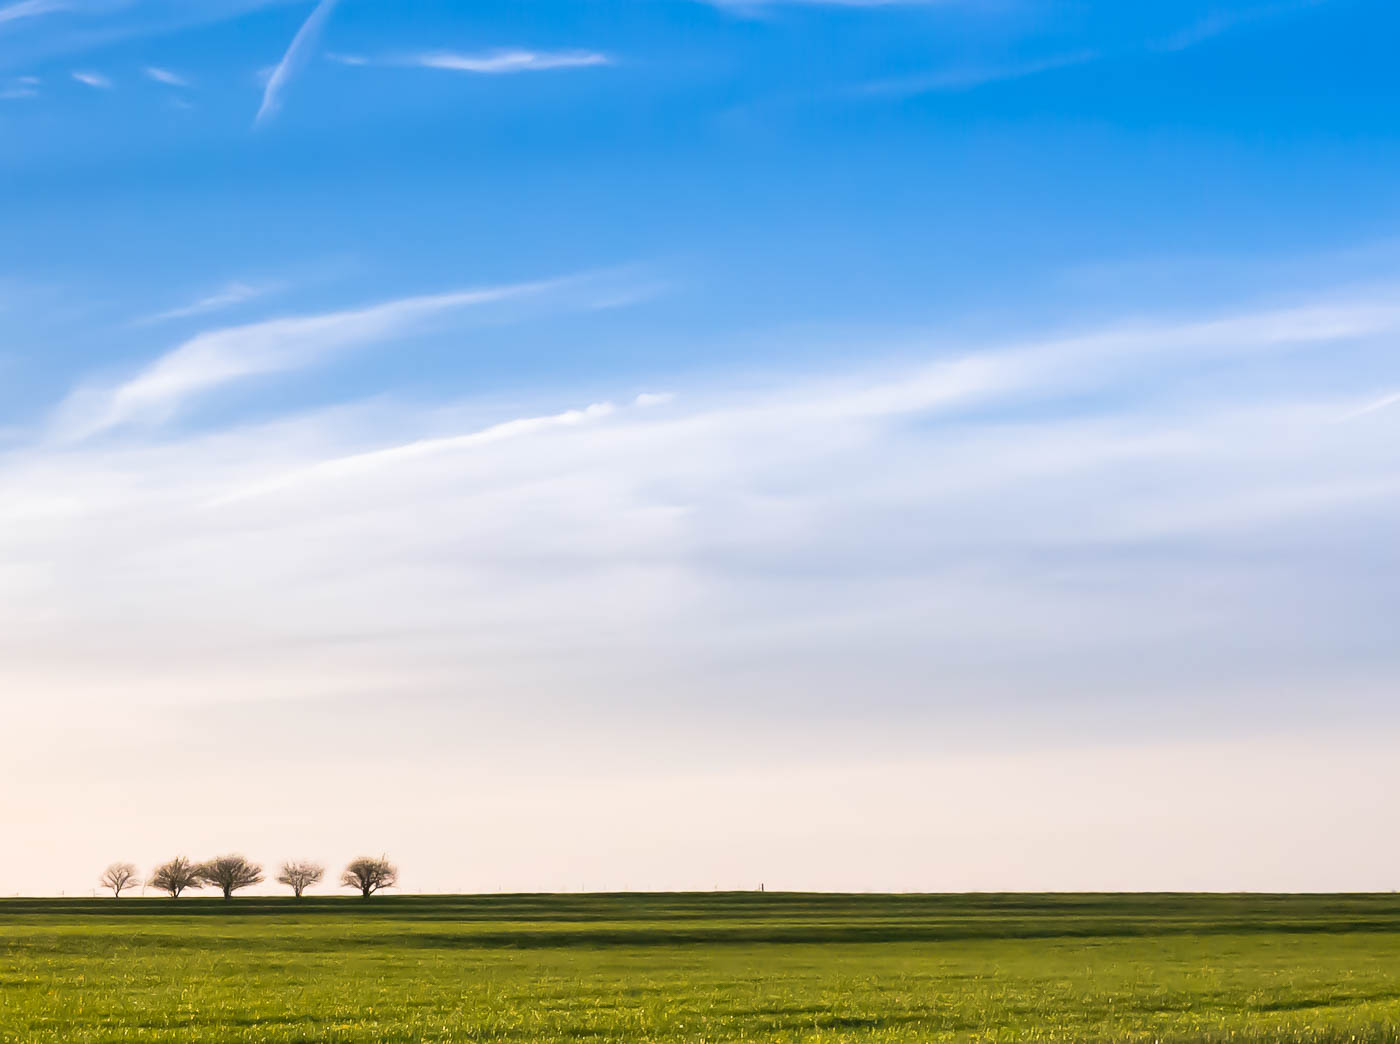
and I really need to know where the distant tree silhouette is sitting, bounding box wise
[99,862,140,897]
[150,857,203,898]
[341,856,397,898]
[197,855,264,899]
[276,860,324,898]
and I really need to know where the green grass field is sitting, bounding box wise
[4,893,1400,1043]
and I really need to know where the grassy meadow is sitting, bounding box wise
[4,892,1400,1043]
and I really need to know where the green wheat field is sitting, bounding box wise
[5,893,1400,1043]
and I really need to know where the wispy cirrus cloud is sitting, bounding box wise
[215,401,619,504]
[856,49,1097,96]
[70,68,111,88]
[707,0,961,9]
[1154,0,1329,51]
[412,49,610,74]
[705,0,974,17]
[256,0,340,126]
[1343,389,1400,420]
[0,0,66,26]
[52,280,545,442]
[144,65,189,86]
[844,3,1326,102]
[52,270,648,442]
[0,1,303,69]
[136,281,274,325]
[328,49,612,75]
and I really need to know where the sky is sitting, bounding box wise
[2,0,1399,897]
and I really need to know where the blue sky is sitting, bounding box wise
[3,0,1400,895]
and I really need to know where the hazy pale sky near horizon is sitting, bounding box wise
[3,0,1400,897]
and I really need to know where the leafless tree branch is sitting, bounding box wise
[276,860,325,898]
[341,856,397,898]
[99,862,140,898]
[196,855,265,899]
[150,856,203,898]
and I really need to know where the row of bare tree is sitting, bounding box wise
[99,856,397,899]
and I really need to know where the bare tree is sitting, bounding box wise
[276,860,324,899]
[197,855,265,899]
[341,856,397,898]
[150,857,203,898]
[99,862,140,897]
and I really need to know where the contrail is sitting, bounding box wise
[256,0,341,127]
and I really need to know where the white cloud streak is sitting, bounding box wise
[411,49,611,74]
[215,402,618,504]
[1343,389,1400,420]
[52,276,568,442]
[0,0,66,25]
[144,65,190,87]
[71,69,111,88]
[857,49,1097,95]
[256,0,340,126]
[137,280,273,325]
[327,49,612,75]
[708,0,959,9]
[1154,0,1328,52]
